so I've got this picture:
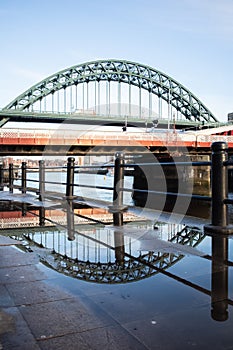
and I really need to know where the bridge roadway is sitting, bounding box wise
[1,126,233,155]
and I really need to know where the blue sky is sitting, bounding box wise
[0,0,232,121]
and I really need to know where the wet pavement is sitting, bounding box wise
[0,239,147,350]
[1,230,233,350]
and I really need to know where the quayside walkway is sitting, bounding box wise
[1,238,152,350]
[1,223,233,349]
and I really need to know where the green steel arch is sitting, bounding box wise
[3,59,218,123]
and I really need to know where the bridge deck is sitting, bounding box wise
[1,128,233,150]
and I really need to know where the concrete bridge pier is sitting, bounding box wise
[132,152,211,217]
[189,154,211,196]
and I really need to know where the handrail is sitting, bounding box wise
[1,141,233,235]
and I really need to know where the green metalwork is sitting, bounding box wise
[3,59,218,124]
[8,225,204,284]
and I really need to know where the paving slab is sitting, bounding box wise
[0,307,40,350]
[0,236,22,246]
[0,244,147,349]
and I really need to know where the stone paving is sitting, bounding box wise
[0,237,147,350]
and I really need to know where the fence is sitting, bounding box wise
[1,141,233,235]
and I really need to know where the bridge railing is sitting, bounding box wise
[1,141,233,235]
[1,159,115,201]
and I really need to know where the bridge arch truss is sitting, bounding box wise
[4,59,218,124]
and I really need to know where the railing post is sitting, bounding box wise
[66,157,75,240]
[66,157,75,198]
[39,160,45,201]
[204,141,233,235]
[9,163,14,193]
[21,161,27,194]
[109,152,127,226]
[212,142,228,227]
[0,164,4,191]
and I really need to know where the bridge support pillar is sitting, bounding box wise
[189,154,211,196]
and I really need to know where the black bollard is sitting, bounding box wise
[204,142,233,235]
[9,164,14,193]
[212,142,228,227]
[0,164,3,191]
[39,160,45,201]
[21,162,27,194]
[109,152,127,226]
[66,157,75,240]
[66,157,75,198]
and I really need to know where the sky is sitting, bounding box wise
[0,0,232,122]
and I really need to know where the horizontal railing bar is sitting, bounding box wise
[37,180,66,186]
[75,164,115,169]
[224,199,233,204]
[73,183,113,191]
[27,166,66,171]
[25,179,39,183]
[122,187,212,201]
[120,161,211,168]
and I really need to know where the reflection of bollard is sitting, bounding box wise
[39,206,45,226]
[9,164,14,193]
[39,160,45,201]
[21,162,27,194]
[67,200,75,241]
[114,231,125,265]
[21,202,27,217]
[66,157,75,198]
[0,164,3,191]
[211,236,228,321]
[204,142,233,235]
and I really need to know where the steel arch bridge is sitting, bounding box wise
[3,59,218,125]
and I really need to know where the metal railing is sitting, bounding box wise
[1,141,233,235]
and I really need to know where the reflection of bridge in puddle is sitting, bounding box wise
[0,200,233,322]
[8,223,205,284]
